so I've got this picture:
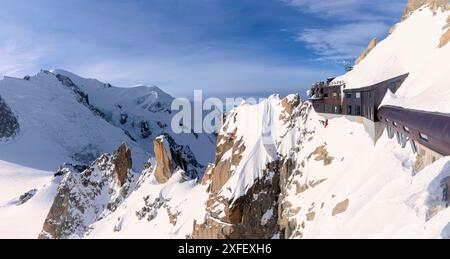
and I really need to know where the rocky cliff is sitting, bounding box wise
[193,95,312,239]
[0,95,19,139]
[38,143,135,239]
[190,89,450,239]
[402,0,449,21]
[32,91,450,239]
[355,38,377,65]
[439,15,450,47]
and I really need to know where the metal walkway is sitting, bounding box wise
[377,105,450,156]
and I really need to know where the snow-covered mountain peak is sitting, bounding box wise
[0,69,215,173]
[1,0,449,239]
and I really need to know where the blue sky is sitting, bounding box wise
[0,0,405,98]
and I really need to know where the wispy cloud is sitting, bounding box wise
[0,0,406,96]
[0,25,48,77]
[297,22,388,60]
[0,0,343,97]
[283,0,405,61]
[282,0,363,18]
[282,0,406,21]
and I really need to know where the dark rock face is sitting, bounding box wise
[120,113,128,125]
[56,74,90,105]
[193,95,310,239]
[140,121,151,139]
[163,133,204,179]
[227,162,282,239]
[192,111,288,239]
[153,136,174,184]
[55,73,106,119]
[38,144,135,239]
[153,134,204,183]
[193,161,282,239]
[0,95,19,139]
[38,173,76,239]
[18,189,38,205]
[112,143,133,187]
[147,100,171,114]
[443,177,450,207]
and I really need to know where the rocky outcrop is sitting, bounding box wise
[55,73,106,119]
[444,177,450,207]
[38,144,136,239]
[153,134,206,182]
[439,28,450,47]
[0,95,19,139]
[140,121,151,139]
[308,145,334,166]
[153,134,205,183]
[193,161,282,239]
[355,38,377,65]
[332,199,350,216]
[389,25,398,35]
[154,136,174,183]
[112,143,133,187]
[193,95,312,239]
[18,189,38,205]
[209,128,246,194]
[402,0,449,21]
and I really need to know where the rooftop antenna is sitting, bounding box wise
[338,60,354,72]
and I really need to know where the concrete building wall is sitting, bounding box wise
[316,113,385,144]
[414,144,444,173]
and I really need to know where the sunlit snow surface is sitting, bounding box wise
[0,160,59,238]
[0,7,449,239]
[334,8,450,113]
[86,96,450,239]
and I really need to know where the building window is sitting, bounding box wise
[332,92,337,98]
[346,93,352,99]
[355,105,361,116]
[333,105,340,114]
[355,92,361,99]
[410,139,418,154]
[348,105,352,115]
[419,132,429,142]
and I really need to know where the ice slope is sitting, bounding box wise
[52,69,215,167]
[0,160,59,238]
[280,109,450,238]
[333,7,450,113]
[0,71,148,171]
[218,95,282,202]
